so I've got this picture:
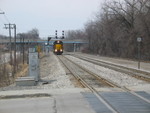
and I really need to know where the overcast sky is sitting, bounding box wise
[0,0,104,38]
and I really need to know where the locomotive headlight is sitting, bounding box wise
[60,49,63,52]
[55,49,57,52]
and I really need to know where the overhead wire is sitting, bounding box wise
[0,9,6,35]
[0,8,10,23]
[0,16,5,25]
[0,8,12,36]
[0,9,5,23]
[3,14,10,23]
[0,8,23,35]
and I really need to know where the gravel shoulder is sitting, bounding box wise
[39,52,75,89]
[0,52,75,91]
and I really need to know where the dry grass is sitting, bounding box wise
[0,63,28,87]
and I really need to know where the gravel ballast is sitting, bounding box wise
[0,52,149,91]
[39,52,75,89]
[65,55,149,87]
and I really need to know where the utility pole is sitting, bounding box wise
[19,34,25,64]
[22,35,25,64]
[14,24,17,73]
[4,24,13,66]
[19,34,22,62]
[0,11,4,57]
[4,24,17,75]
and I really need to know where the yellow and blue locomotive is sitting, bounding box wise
[53,40,63,55]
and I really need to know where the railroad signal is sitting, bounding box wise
[62,30,65,39]
[55,30,57,39]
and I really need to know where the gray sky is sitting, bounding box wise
[0,0,103,38]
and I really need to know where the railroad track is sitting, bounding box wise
[57,55,120,113]
[57,55,150,113]
[57,55,114,88]
[70,54,150,82]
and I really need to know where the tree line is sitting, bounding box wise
[0,28,40,87]
[0,28,40,40]
[66,0,150,60]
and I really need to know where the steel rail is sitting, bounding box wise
[61,54,150,104]
[57,55,119,113]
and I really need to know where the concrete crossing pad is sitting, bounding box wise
[56,93,96,113]
[0,97,55,113]
[82,91,150,113]
[0,89,150,113]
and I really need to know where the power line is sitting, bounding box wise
[0,8,10,23]
[0,9,5,14]
[3,14,10,23]
[0,16,5,24]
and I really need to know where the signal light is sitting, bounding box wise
[55,30,57,39]
[62,30,64,39]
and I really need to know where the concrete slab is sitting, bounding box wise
[0,88,86,98]
[16,77,36,86]
[0,89,95,113]
[0,97,55,113]
[56,93,96,113]
[0,89,150,113]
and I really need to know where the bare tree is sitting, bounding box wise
[65,0,150,60]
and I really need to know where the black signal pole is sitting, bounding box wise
[48,37,51,45]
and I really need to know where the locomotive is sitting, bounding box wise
[53,40,63,55]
